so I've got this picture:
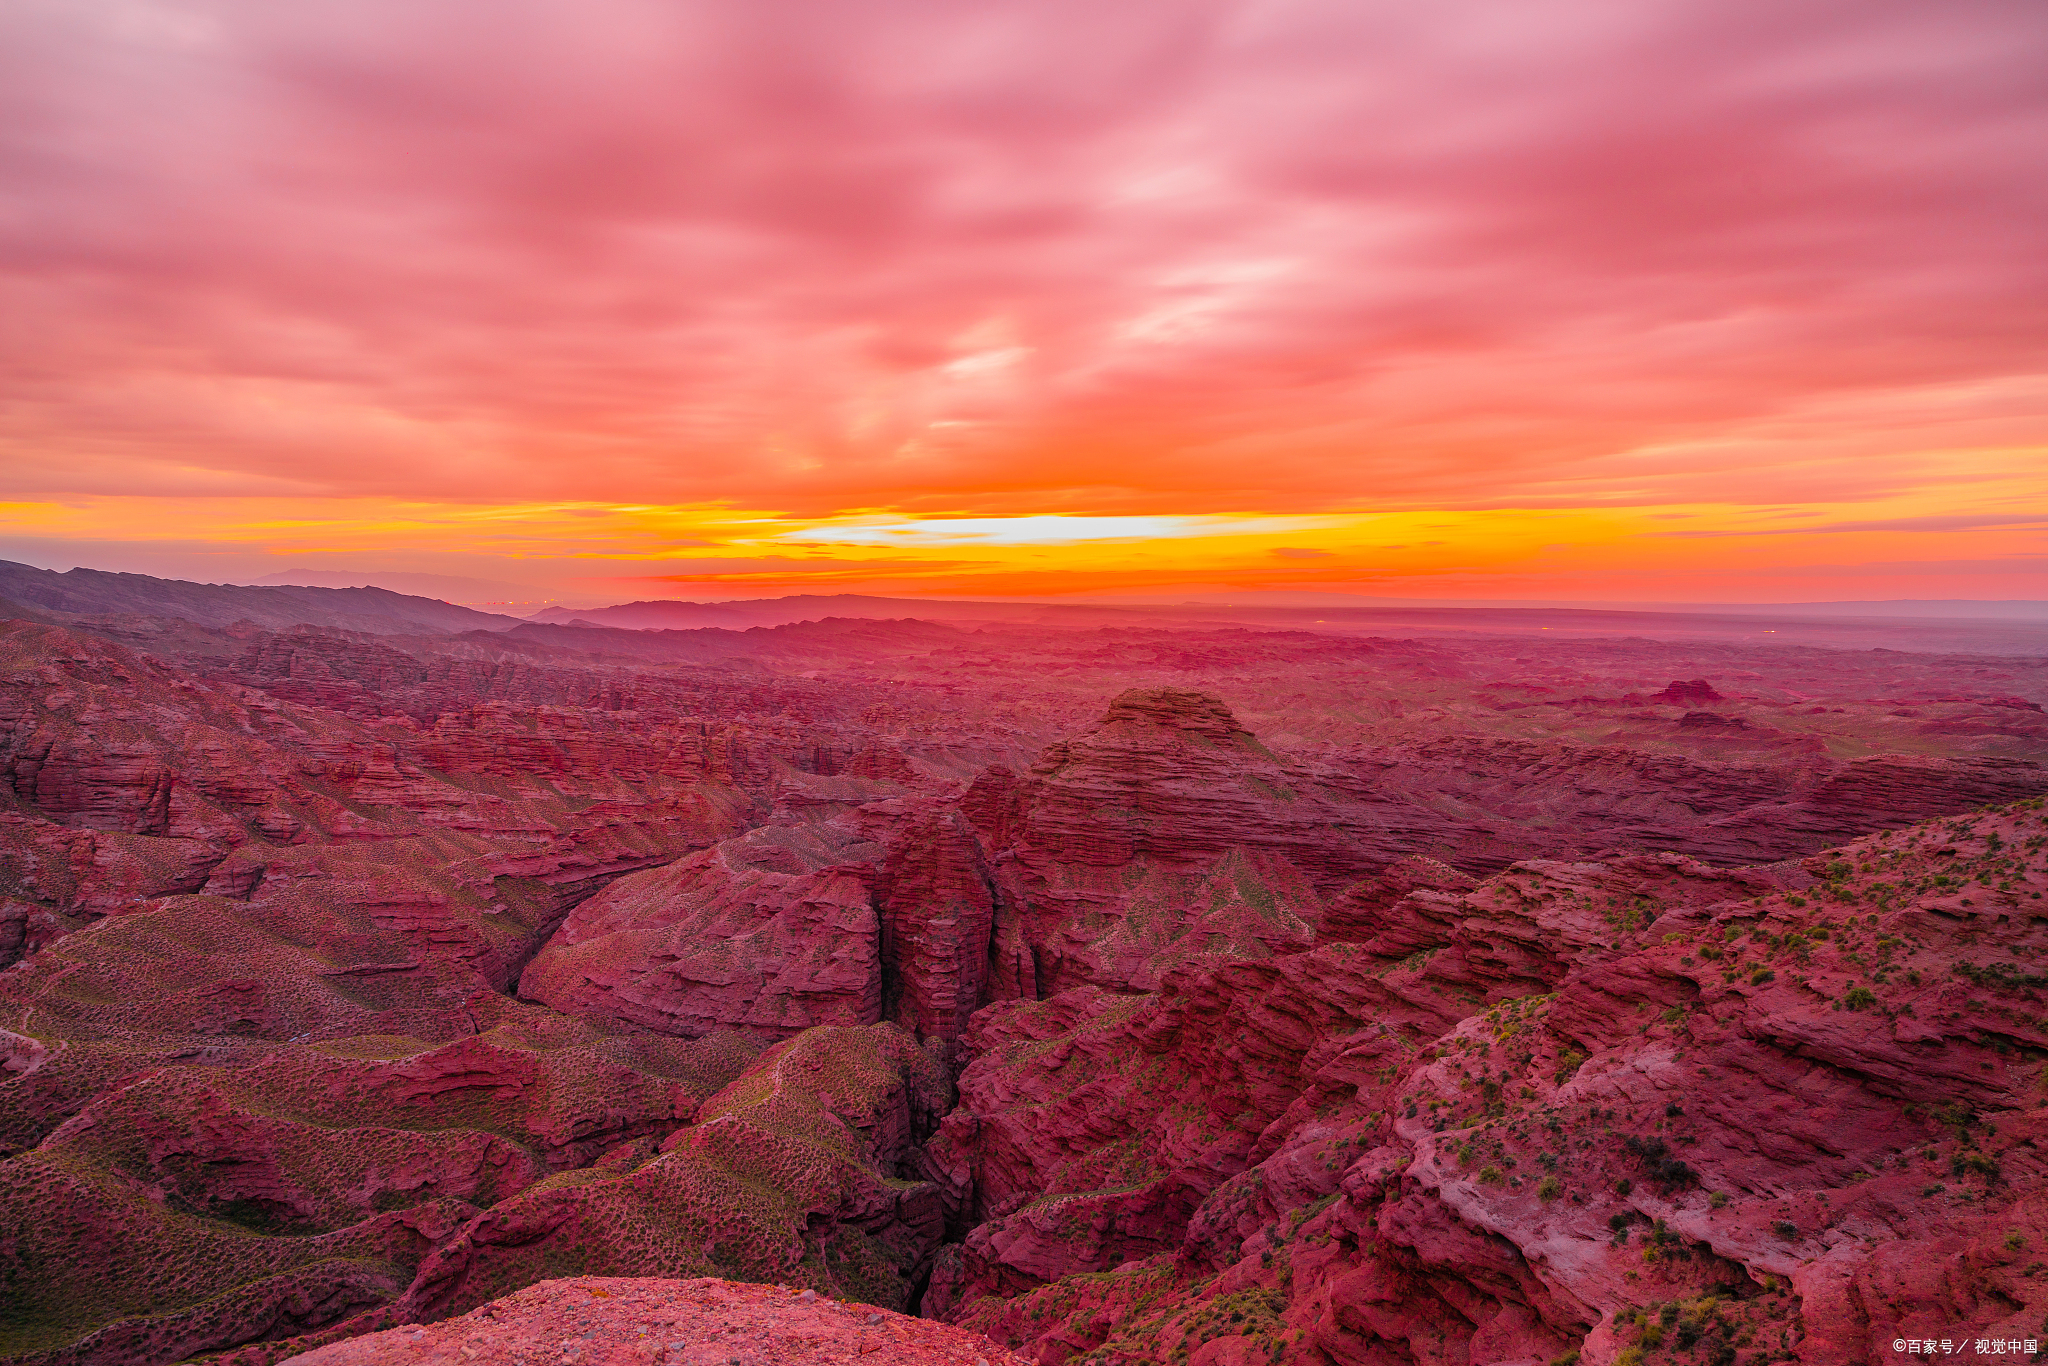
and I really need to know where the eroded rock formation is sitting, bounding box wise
[925,800,2048,1366]
[4,591,2048,1366]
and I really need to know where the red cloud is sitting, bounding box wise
[0,0,2043,518]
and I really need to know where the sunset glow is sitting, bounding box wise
[2,0,2044,604]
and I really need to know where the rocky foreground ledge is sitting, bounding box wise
[281,1278,1030,1366]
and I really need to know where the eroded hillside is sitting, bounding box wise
[0,595,2044,1366]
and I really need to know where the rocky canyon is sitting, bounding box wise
[1,564,2045,1366]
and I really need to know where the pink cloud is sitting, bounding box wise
[0,0,2043,517]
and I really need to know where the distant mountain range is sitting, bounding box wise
[528,591,2048,653]
[3,558,2044,654]
[0,560,522,635]
[524,594,1154,630]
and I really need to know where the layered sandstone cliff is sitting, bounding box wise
[925,799,2048,1366]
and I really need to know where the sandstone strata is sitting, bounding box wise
[926,799,2048,1366]
[0,994,761,1366]
[4,596,2048,1366]
[383,1024,955,1333]
[520,818,889,1039]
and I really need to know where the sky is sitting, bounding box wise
[1,0,2045,607]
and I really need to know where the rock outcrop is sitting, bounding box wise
[520,817,887,1039]
[960,689,1370,997]
[925,798,2048,1366]
[1653,679,1725,704]
[876,810,1002,1042]
[279,1276,1031,1366]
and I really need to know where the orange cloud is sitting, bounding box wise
[0,0,2042,601]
